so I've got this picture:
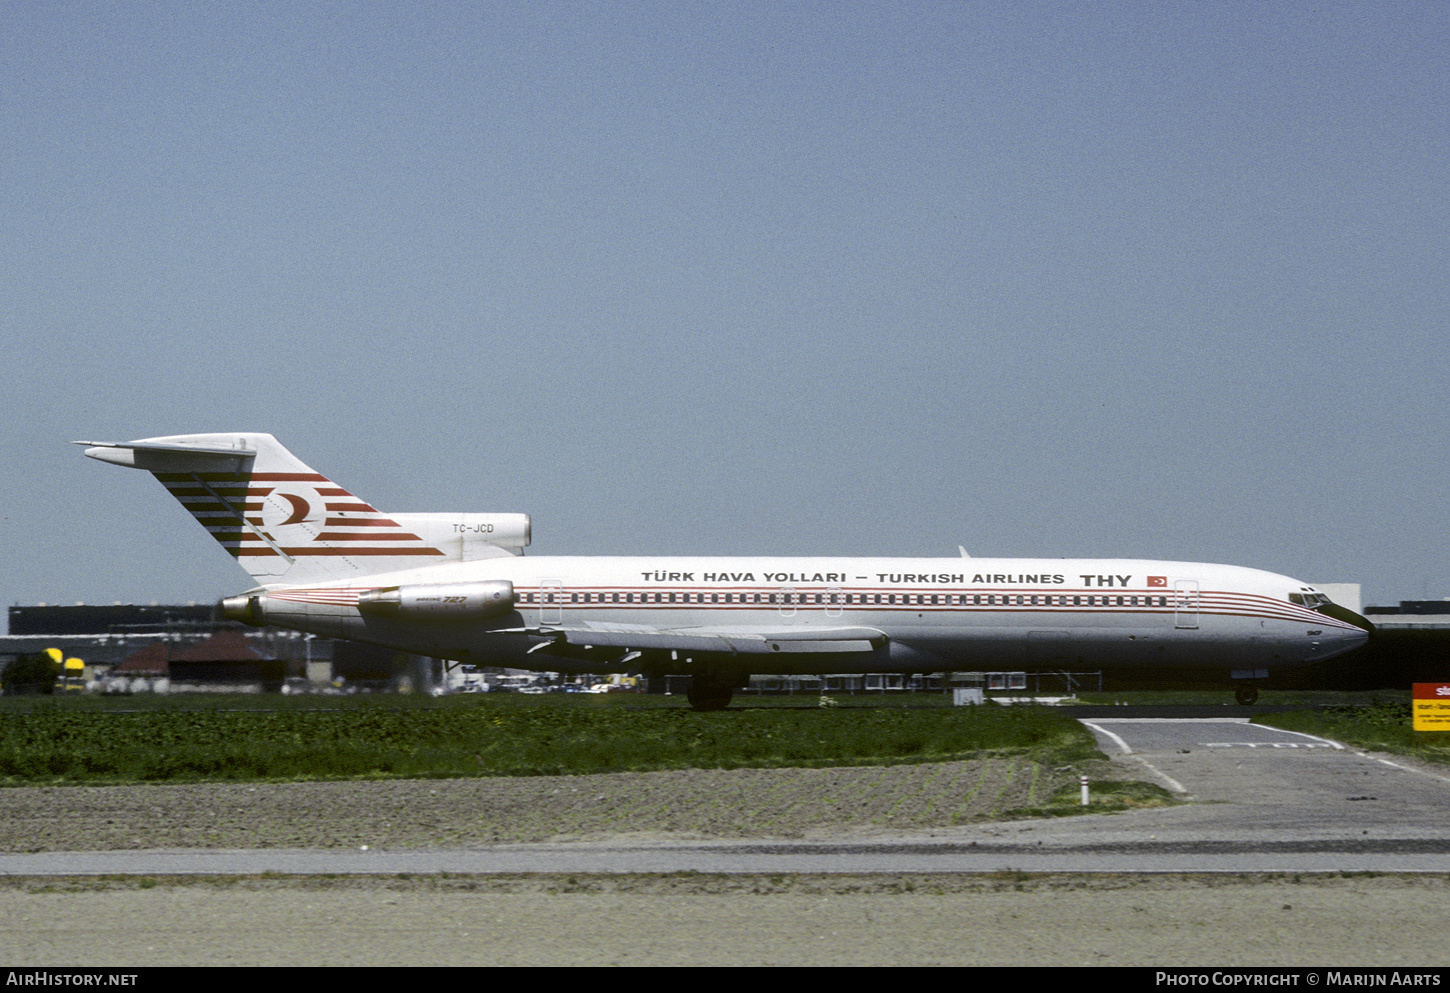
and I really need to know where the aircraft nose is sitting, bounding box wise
[1319,602,1375,635]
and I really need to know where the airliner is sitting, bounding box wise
[79,433,1372,708]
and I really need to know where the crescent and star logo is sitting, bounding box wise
[263,492,315,529]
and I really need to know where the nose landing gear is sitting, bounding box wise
[1231,668,1268,707]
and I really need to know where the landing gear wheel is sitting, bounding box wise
[1234,685,1259,706]
[686,683,733,711]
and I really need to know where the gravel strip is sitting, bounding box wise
[0,757,1120,851]
[2,873,1447,966]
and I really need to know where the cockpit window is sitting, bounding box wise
[1289,592,1332,606]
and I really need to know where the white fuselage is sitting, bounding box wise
[82,433,1371,690]
[248,555,1370,676]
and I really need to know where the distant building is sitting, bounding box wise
[114,641,169,676]
[1363,600,1450,628]
[1313,583,1362,615]
[1352,601,1450,687]
[8,603,215,636]
[2,603,439,693]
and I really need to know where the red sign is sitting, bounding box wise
[1412,684,1450,731]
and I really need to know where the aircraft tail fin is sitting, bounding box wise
[78,433,454,586]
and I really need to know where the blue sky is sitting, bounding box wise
[3,1,1446,626]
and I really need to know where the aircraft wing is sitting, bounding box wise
[529,623,888,656]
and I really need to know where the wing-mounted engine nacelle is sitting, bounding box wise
[356,580,516,621]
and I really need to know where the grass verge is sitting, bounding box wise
[1003,778,1178,819]
[0,694,1103,785]
[1254,702,1450,765]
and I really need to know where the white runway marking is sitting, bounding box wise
[1078,720,1134,754]
[1124,754,1189,794]
[1202,741,1339,749]
[1370,756,1450,786]
[1077,719,1188,793]
[1252,726,1346,748]
[1080,717,1252,723]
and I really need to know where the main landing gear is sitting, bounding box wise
[1234,685,1259,706]
[686,682,733,711]
[685,668,744,711]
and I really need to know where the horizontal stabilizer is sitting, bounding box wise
[78,438,256,474]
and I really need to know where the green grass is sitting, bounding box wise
[1002,778,1179,819]
[0,693,1102,785]
[1254,701,1450,765]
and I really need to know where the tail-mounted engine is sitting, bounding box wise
[356,580,516,621]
